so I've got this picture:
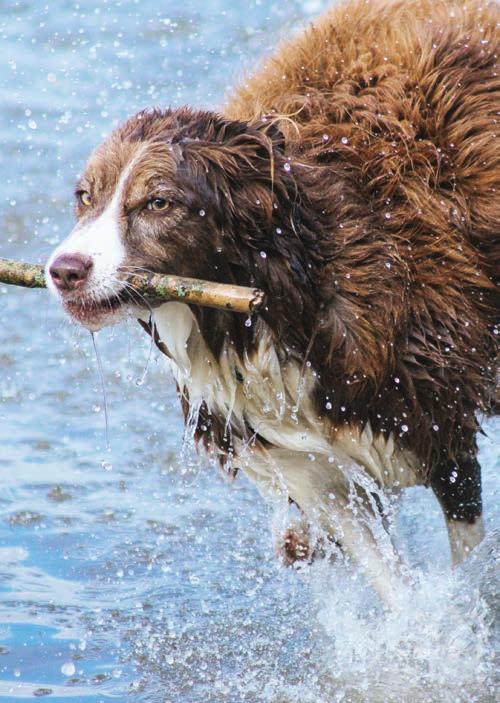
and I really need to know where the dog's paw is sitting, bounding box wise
[276,523,340,567]
[278,526,312,566]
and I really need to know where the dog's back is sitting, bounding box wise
[229,0,498,279]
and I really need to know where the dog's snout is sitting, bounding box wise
[49,254,93,292]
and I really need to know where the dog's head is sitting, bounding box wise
[46,107,286,329]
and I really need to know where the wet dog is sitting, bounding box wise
[46,0,499,604]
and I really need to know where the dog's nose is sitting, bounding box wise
[49,254,93,292]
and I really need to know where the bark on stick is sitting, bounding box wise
[0,257,265,314]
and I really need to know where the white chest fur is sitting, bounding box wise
[141,302,419,495]
[140,302,424,607]
[139,303,483,609]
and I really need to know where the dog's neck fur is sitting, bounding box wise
[139,301,419,493]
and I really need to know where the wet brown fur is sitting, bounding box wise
[225,0,500,484]
[77,0,498,522]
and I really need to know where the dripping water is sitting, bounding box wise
[90,330,110,450]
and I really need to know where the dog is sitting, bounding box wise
[45,0,499,605]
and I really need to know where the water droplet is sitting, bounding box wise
[101,461,113,471]
[341,136,349,144]
[199,209,205,217]
[325,401,332,410]
[260,251,267,258]
[322,134,329,141]
[384,212,392,220]
[245,317,252,328]
[61,662,75,677]
[276,227,282,234]
[432,423,439,431]
[283,162,291,172]
[14,668,20,678]
[401,424,408,433]
[385,262,391,269]
[28,119,37,130]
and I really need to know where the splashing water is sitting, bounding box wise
[0,333,497,703]
[260,446,498,703]
[298,543,496,703]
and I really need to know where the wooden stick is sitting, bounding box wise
[0,258,46,289]
[0,257,265,314]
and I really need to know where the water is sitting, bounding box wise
[0,1,498,701]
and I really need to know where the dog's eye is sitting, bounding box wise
[146,197,170,212]
[78,191,92,207]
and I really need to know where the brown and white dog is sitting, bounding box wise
[46,0,499,605]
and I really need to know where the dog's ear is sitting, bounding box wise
[174,112,287,185]
[170,112,249,146]
[172,111,285,156]
[222,116,286,165]
[252,116,286,152]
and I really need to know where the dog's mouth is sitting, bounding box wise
[62,289,135,329]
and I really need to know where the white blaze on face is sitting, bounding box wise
[45,155,139,303]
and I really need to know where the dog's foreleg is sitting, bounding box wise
[431,452,484,565]
[445,516,485,566]
[272,454,409,608]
